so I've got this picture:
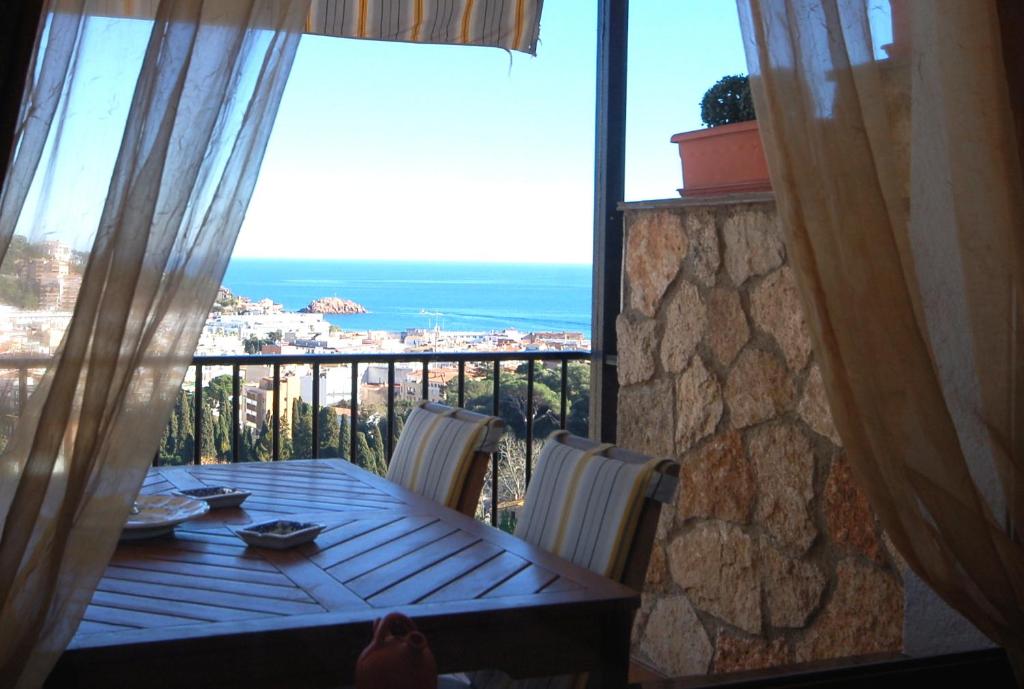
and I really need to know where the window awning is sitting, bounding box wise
[306,0,543,55]
[86,0,543,55]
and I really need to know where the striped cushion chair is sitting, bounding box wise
[465,431,678,688]
[386,401,505,517]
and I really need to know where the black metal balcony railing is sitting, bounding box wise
[1,350,590,526]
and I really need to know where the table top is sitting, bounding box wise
[55,459,638,688]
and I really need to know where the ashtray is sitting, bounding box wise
[236,520,325,550]
[174,486,251,509]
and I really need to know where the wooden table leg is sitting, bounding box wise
[590,608,632,689]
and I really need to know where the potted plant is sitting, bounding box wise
[670,74,771,197]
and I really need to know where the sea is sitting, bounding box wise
[221,259,593,337]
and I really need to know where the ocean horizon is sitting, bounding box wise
[222,258,593,337]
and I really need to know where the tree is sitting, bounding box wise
[337,414,350,459]
[355,431,373,470]
[318,407,341,457]
[476,435,534,530]
[254,415,272,461]
[279,410,293,460]
[240,426,256,462]
[200,403,216,460]
[292,399,313,459]
[371,424,385,458]
[458,367,560,441]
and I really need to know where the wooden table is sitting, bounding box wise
[48,460,638,689]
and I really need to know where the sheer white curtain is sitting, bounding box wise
[0,1,309,687]
[737,0,1024,681]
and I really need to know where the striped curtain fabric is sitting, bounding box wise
[515,431,666,580]
[85,1,543,54]
[386,402,503,509]
[306,0,543,54]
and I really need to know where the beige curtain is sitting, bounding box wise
[0,1,309,687]
[737,0,1024,681]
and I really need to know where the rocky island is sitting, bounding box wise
[299,296,368,315]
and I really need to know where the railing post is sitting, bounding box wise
[491,360,500,527]
[232,363,240,462]
[272,363,280,461]
[350,361,358,462]
[525,358,535,488]
[457,360,465,408]
[386,361,396,462]
[193,364,202,465]
[421,360,429,401]
[312,361,320,459]
[560,358,569,430]
[17,367,27,412]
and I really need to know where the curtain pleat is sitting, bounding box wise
[737,0,1024,682]
[0,2,310,687]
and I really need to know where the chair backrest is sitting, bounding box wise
[514,431,678,587]
[386,401,505,516]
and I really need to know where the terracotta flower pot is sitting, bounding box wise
[356,612,438,689]
[670,120,771,197]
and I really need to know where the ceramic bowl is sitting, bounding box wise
[174,486,251,509]
[236,519,325,550]
[121,495,209,540]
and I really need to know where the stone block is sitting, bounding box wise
[660,281,707,374]
[677,430,753,524]
[824,454,882,562]
[798,365,842,445]
[750,267,813,372]
[684,208,720,288]
[722,208,784,287]
[707,288,749,367]
[626,211,688,317]
[668,521,761,634]
[724,349,796,429]
[760,542,827,628]
[712,633,790,674]
[749,424,817,554]
[675,355,723,452]
[618,378,675,458]
[636,595,713,677]
[794,559,903,662]
[616,312,658,386]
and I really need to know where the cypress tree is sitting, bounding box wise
[178,391,195,465]
[215,388,232,459]
[355,431,372,470]
[292,399,313,459]
[338,414,351,459]
[318,407,341,457]
[201,404,216,461]
[254,415,272,461]
[280,411,293,460]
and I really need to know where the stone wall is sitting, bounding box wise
[617,197,904,677]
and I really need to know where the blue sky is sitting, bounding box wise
[235,1,749,263]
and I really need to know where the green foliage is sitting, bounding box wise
[291,399,313,459]
[0,235,45,309]
[153,361,590,471]
[318,407,342,457]
[250,415,270,460]
[445,361,590,442]
[700,74,755,128]
[498,510,517,534]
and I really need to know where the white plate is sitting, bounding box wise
[173,486,251,509]
[121,495,209,541]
